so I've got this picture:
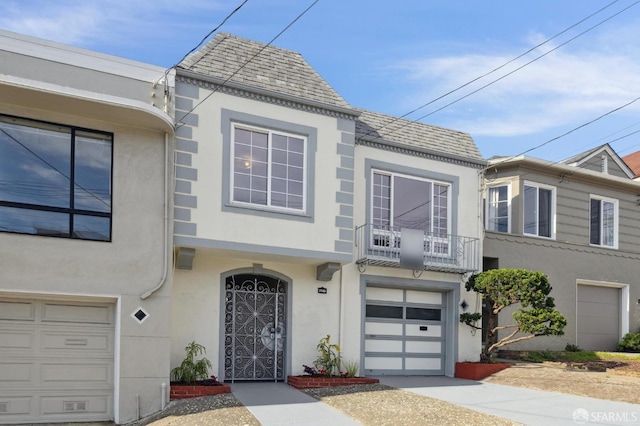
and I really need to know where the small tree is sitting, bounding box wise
[460,269,567,363]
[171,341,212,383]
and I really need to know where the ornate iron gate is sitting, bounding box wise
[224,274,287,381]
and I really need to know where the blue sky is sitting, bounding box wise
[2,0,640,162]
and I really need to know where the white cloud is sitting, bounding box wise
[0,0,225,47]
[396,24,640,138]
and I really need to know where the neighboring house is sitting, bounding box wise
[0,30,175,425]
[622,150,640,180]
[483,144,640,351]
[172,33,484,382]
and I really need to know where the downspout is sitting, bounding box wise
[141,131,171,300]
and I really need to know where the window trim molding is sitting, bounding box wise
[589,193,619,249]
[485,182,511,234]
[0,113,113,242]
[364,159,459,238]
[221,109,317,223]
[522,180,556,240]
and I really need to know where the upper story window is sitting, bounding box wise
[486,184,510,232]
[373,171,450,237]
[590,195,618,248]
[231,123,306,213]
[0,114,112,241]
[523,181,555,239]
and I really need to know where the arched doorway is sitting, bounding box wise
[223,273,288,381]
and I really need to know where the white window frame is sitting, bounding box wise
[370,170,452,255]
[230,122,307,214]
[589,194,618,249]
[522,181,556,239]
[485,183,511,233]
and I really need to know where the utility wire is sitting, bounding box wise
[484,95,640,174]
[361,0,625,139]
[176,0,320,129]
[155,0,250,85]
[407,0,640,130]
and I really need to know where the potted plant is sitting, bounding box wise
[287,335,379,389]
[170,341,231,399]
[457,269,567,380]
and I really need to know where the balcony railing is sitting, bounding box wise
[355,224,480,273]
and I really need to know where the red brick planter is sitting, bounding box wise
[287,375,379,389]
[170,383,232,400]
[454,362,512,380]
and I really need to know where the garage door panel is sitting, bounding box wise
[41,393,110,416]
[405,324,441,337]
[405,341,441,353]
[41,362,111,385]
[364,357,403,370]
[0,396,32,416]
[0,363,33,382]
[42,332,111,353]
[405,357,441,370]
[365,339,403,352]
[0,331,34,350]
[578,316,619,334]
[578,286,619,304]
[366,287,404,302]
[578,301,618,317]
[406,290,441,305]
[0,301,35,320]
[365,322,403,336]
[42,303,112,325]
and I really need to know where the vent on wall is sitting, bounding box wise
[63,401,87,411]
[132,307,150,324]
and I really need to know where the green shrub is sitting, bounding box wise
[171,341,212,383]
[617,333,640,352]
[313,335,341,376]
[565,343,582,352]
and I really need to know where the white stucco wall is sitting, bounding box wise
[182,88,344,256]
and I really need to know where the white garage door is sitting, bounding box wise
[0,298,114,424]
[364,286,445,375]
[577,285,621,351]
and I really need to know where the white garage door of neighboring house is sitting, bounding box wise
[577,285,621,351]
[0,298,115,424]
[364,286,445,375]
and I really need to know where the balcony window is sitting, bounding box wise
[372,171,449,252]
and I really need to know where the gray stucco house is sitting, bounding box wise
[483,144,640,351]
[0,30,175,424]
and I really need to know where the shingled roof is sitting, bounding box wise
[355,109,483,162]
[178,32,351,110]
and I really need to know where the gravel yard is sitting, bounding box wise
[129,359,640,426]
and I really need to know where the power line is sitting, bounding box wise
[156,0,250,86]
[485,95,640,173]
[176,0,320,129]
[361,0,625,139]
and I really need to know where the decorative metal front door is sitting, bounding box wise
[224,274,287,381]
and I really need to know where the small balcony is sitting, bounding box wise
[355,224,480,273]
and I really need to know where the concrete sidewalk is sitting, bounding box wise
[230,382,360,426]
[378,376,640,426]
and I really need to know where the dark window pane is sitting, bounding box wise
[590,199,601,245]
[538,188,551,237]
[251,131,268,148]
[234,172,250,189]
[271,192,286,207]
[74,133,111,212]
[406,307,441,321]
[272,149,287,165]
[289,152,304,168]
[0,206,69,237]
[289,137,304,153]
[272,133,287,150]
[523,185,537,234]
[234,128,251,144]
[250,190,267,205]
[287,195,303,210]
[0,118,71,208]
[73,214,110,241]
[234,188,250,203]
[366,305,403,319]
[394,176,430,230]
